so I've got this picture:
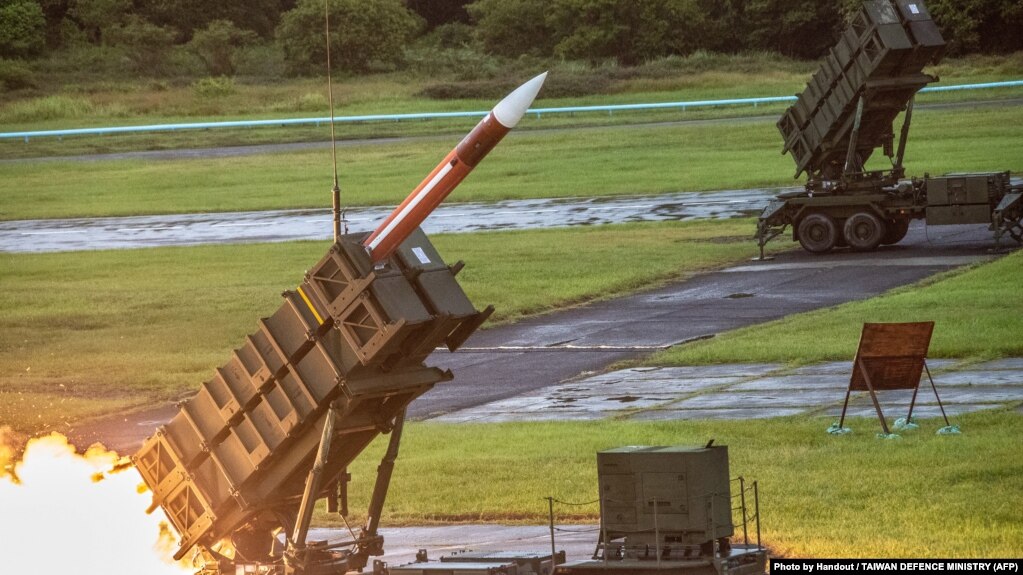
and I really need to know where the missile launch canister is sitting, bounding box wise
[363,72,548,262]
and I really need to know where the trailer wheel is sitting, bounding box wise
[797,213,838,253]
[881,219,910,245]
[844,212,885,251]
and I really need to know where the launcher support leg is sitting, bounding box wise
[894,98,914,174]
[286,404,339,573]
[843,97,865,178]
[349,409,406,570]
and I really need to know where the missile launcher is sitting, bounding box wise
[134,229,492,574]
[757,0,1023,256]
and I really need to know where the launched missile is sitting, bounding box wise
[364,71,548,262]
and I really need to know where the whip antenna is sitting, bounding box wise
[325,0,346,241]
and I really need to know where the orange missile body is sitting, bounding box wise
[364,72,547,262]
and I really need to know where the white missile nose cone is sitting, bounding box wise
[492,71,548,128]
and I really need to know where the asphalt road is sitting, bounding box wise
[66,220,1011,452]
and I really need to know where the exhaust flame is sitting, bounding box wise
[0,429,192,574]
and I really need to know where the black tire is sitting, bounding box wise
[881,218,910,245]
[797,213,838,253]
[843,211,886,251]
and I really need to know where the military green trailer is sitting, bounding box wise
[756,0,1023,256]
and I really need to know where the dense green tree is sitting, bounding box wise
[0,0,47,57]
[188,19,257,76]
[104,14,175,73]
[743,0,843,59]
[925,0,1023,55]
[37,0,70,48]
[70,0,129,43]
[277,0,422,74]
[466,0,555,58]
[547,0,714,65]
[138,0,290,39]
[407,0,471,29]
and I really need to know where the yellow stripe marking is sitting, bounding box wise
[296,285,325,325]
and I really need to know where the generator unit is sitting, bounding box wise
[556,445,766,575]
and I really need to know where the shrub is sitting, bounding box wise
[0,95,94,123]
[234,42,286,77]
[104,15,177,74]
[70,0,131,44]
[269,92,328,113]
[466,0,554,58]
[0,58,37,90]
[421,22,476,50]
[191,76,237,99]
[188,19,257,76]
[403,45,501,79]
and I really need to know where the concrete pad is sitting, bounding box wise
[787,358,958,376]
[788,362,854,375]
[922,359,961,372]
[674,390,840,409]
[934,370,1023,386]
[730,374,849,392]
[845,386,1023,405]
[972,358,1023,371]
[627,407,805,420]
[821,404,1004,419]
[541,394,674,411]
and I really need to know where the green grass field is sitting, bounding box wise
[322,412,1023,557]
[2,104,1022,221]
[0,219,777,434]
[648,249,1023,367]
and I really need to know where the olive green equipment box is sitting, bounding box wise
[555,445,766,575]
[756,0,1023,256]
[133,228,492,575]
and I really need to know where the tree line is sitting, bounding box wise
[1,0,1020,76]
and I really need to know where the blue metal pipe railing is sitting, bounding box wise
[2,80,1020,142]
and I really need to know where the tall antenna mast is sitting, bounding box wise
[325,0,346,242]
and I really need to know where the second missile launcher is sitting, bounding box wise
[757,0,1023,256]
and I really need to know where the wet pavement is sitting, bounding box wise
[434,358,1023,423]
[307,525,598,568]
[67,220,1014,452]
[0,188,782,253]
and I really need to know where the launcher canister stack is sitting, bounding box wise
[133,228,491,572]
[777,0,943,181]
